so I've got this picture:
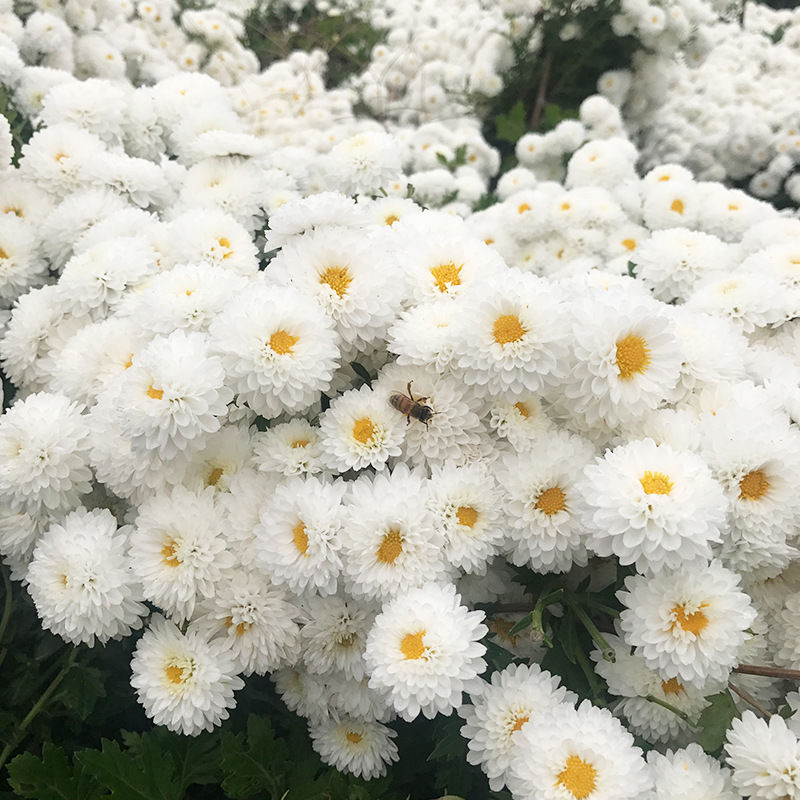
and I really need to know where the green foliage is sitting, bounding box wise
[494,101,527,145]
[0,85,34,165]
[436,144,468,173]
[7,743,102,800]
[696,691,740,755]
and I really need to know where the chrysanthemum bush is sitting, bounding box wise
[2,0,800,799]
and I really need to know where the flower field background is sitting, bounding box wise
[2,0,800,798]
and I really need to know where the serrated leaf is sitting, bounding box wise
[76,738,181,800]
[220,715,290,799]
[697,690,739,754]
[495,100,527,143]
[57,665,105,720]
[8,744,103,800]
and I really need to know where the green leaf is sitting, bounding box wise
[484,639,514,671]
[436,151,449,166]
[507,612,534,637]
[8,744,103,800]
[57,665,105,720]
[559,610,579,665]
[627,260,637,278]
[452,144,467,168]
[76,738,182,800]
[220,715,290,799]
[494,101,527,143]
[349,361,373,387]
[697,690,739,755]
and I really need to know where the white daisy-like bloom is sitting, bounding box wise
[0,504,50,580]
[115,262,249,335]
[272,666,330,724]
[324,129,403,195]
[364,582,487,721]
[774,592,800,670]
[105,329,232,460]
[309,716,399,780]
[375,363,488,470]
[386,298,460,375]
[209,282,340,419]
[130,613,245,736]
[0,215,47,304]
[579,438,727,574]
[486,391,554,452]
[300,593,376,682]
[648,743,739,800]
[0,391,92,514]
[318,385,405,473]
[459,663,576,792]
[359,196,422,229]
[252,418,326,478]
[499,428,596,574]
[618,559,757,687]
[254,475,347,597]
[562,290,683,427]
[180,423,254,495]
[325,672,395,724]
[26,507,147,646]
[590,634,712,744]
[725,711,800,800]
[428,461,506,575]
[128,485,235,623]
[341,466,449,603]
[266,226,403,356]
[191,569,302,677]
[507,700,652,800]
[453,273,569,395]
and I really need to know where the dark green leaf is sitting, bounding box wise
[484,639,514,671]
[453,144,468,167]
[220,715,289,799]
[57,665,105,720]
[436,151,449,166]
[8,743,103,800]
[559,611,579,665]
[697,690,739,755]
[494,100,527,143]
[508,612,534,637]
[350,361,373,386]
[627,261,637,278]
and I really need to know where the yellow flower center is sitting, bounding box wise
[123,354,133,369]
[346,731,363,744]
[430,261,463,293]
[510,714,529,733]
[621,238,636,250]
[615,333,650,380]
[456,506,479,528]
[493,314,526,345]
[319,266,352,298]
[206,466,224,487]
[3,206,22,217]
[269,330,298,355]
[661,677,684,696]
[640,471,673,495]
[165,665,184,684]
[514,401,530,418]
[517,202,530,214]
[0,247,8,259]
[535,486,566,515]
[670,603,709,636]
[739,469,770,501]
[384,214,399,226]
[376,529,403,564]
[147,385,163,400]
[556,755,597,799]
[291,439,309,448]
[293,521,308,554]
[670,198,684,214]
[161,542,181,567]
[400,629,426,659]
[352,417,376,445]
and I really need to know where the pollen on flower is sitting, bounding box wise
[510,713,529,732]
[622,238,637,250]
[738,468,770,501]
[346,731,363,744]
[352,417,376,445]
[670,603,709,636]
[376,528,403,564]
[384,214,399,226]
[670,199,684,214]
[615,333,650,380]
[0,247,8,259]
[535,486,566,515]
[123,354,133,369]
[640,471,674,495]
[206,466,224,487]
[556,754,597,799]
[147,385,164,400]
[456,506,479,528]
[293,521,309,554]
[429,261,463,293]
[269,329,299,355]
[514,401,530,418]
[161,541,181,567]
[493,314,526,345]
[400,629,427,659]
[165,664,184,684]
[291,439,309,448]
[517,202,531,214]
[319,266,352,298]
[661,677,684,696]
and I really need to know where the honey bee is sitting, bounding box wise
[389,381,435,427]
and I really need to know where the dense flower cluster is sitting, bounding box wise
[0,0,797,795]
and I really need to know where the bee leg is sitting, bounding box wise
[406,415,412,426]
[406,381,415,401]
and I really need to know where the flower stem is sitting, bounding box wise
[644,695,696,726]
[564,593,615,662]
[0,567,12,670]
[728,681,772,718]
[733,663,800,680]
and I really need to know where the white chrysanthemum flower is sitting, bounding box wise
[209,282,339,419]
[300,594,376,682]
[319,385,405,473]
[364,582,487,721]
[342,466,449,602]
[309,716,399,780]
[648,743,739,800]
[375,363,488,469]
[26,508,146,646]
[266,227,403,356]
[386,298,460,375]
[324,672,395,724]
[453,274,569,395]
[725,711,800,800]
[130,614,244,736]
[254,475,347,596]
[252,418,326,478]
[0,504,50,579]
[129,485,235,623]
[580,439,727,574]
[563,290,683,427]
[618,560,757,687]
[272,666,329,724]
[486,391,554,451]
[192,570,302,677]
[0,215,47,303]
[499,428,595,574]
[591,633,712,744]
[0,391,92,514]
[774,592,800,670]
[180,423,253,495]
[507,700,652,800]
[428,461,506,575]
[105,330,232,460]
[459,663,576,792]
[324,130,402,195]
